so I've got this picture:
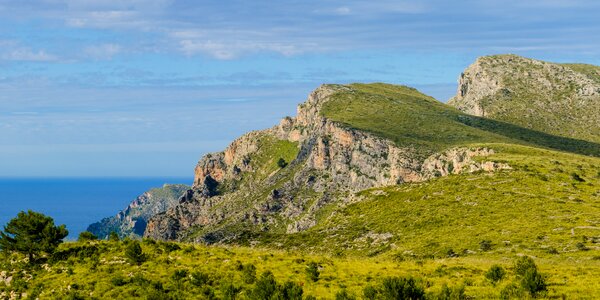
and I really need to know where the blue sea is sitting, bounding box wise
[0,178,190,239]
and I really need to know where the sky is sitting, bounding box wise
[1,0,599,178]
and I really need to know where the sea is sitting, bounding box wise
[0,177,190,239]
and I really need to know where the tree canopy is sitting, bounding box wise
[0,210,68,262]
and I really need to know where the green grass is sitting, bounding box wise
[451,55,600,144]
[320,83,600,158]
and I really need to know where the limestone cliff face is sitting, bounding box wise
[448,54,600,143]
[87,184,189,239]
[145,85,509,242]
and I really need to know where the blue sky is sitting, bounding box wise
[1,0,599,178]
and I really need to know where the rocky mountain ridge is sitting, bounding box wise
[448,54,600,143]
[144,84,510,242]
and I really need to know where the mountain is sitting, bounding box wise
[448,54,600,143]
[143,59,600,258]
[87,184,189,239]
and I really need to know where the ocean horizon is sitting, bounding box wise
[0,177,191,239]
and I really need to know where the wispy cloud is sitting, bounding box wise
[84,43,122,60]
[1,48,58,62]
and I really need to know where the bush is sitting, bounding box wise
[191,271,212,286]
[380,276,425,300]
[125,241,146,265]
[479,240,493,251]
[499,282,524,300]
[111,275,128,286]
[277,158,288,168]
[171,269,189,282]
[335,289,356,300]
[78,231,98,242]
[250,271,278,300]
[242,263,257,284]
[363,285,378,300]
[276,281,303,300]
[514,256,547,296]
[430,284,466,300]
[306,262,320,282]
[108,231,120,242]
[514,256,536,277]
[521,268,547,296]
[221,282,241,300]
[485,265,506,284]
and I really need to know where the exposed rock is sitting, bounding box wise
[87,184,189,239]
[448,54,600,143]
[144,85,510,242]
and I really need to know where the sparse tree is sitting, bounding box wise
[0,210,68,262]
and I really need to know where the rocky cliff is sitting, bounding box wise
[448,54,600,143]
[144,84,509,242]
[87,184,189,239]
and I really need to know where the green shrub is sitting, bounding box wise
[485,265,506,284]
[250,271,278,300]
[514,256,547,296]
[521,268,547,296]
[191,271,212,286]
[221,282,241,300]
[514,256,537,277]
[380,276,425,300]
[335,289,356,300]
[499,282,524,300]
[111,275,128,286]
[306,262,320,282]
[242,263,257,284]
[277,158,288,168]
[363,285,378,300]
[276,281,303,300]
[78,231,98,242]
[171,269,189,282]
[430,284,466,300]
[125,241,146,265]
[108,231,120,242]
[479,240,493,251]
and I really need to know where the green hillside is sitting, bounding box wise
[321,83,600,157]
[2,238,599,299]
[448,55,600,144]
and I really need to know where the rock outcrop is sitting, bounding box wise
[144,85,509,242]
[87,184,189,239]
[448,54,600,143]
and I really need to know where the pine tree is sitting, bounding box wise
[0,210,68,262]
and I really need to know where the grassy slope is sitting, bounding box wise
[461,55,600,144]
[2,240,599,299]
[320,83,600,158]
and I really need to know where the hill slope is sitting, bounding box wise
[448,54,600,143]
[144,78,599,251]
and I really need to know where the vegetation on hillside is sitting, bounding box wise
[320,83,600,158]
[2,235,585,299]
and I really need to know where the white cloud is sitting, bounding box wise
[179,39,302,60]
[1,48,58,62]
[84,43,122,59]
[334,6,351,15]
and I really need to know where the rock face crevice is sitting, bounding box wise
[144,85,509,242]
